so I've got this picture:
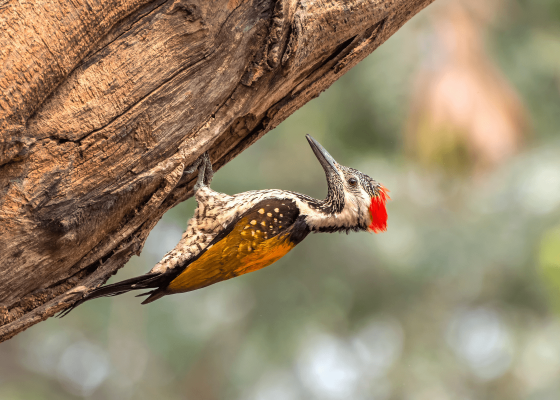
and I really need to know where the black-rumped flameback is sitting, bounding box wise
[61,135,389,314]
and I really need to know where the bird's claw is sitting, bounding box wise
[187,152,213,191]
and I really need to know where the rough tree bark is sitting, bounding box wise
[0,0,434,342]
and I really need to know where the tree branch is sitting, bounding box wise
[0,0,434,342]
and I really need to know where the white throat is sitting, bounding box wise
[300,189,372,231]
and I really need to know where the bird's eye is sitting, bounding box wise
[348,177,358,186]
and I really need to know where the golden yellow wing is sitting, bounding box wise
[167,200,301,293]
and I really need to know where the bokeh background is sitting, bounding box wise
[2,0,560,398]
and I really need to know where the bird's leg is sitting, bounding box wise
[202,152,214,186]
[183,156,203,176]
[192,152,213,191]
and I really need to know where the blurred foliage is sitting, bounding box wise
[406,1,528,174]
[2,0,560,399]
[538,226,560,313]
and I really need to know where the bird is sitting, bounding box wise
[60,134,388,316]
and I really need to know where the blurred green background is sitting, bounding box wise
[3,0,560,399]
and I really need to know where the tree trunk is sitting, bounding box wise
[0,0,434,342]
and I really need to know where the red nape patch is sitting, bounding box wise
[369,185,390,233]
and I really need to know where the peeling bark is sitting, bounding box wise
[0,0,434,342]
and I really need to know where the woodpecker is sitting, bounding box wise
[61,135,388,315]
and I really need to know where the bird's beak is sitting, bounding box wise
[306,134,340,177]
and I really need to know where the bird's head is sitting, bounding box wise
[304,134,389,233]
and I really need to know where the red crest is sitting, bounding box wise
[368,185,389,233]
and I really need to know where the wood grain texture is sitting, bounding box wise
[0,0,435,342]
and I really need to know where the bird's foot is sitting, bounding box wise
[184,152,213,191]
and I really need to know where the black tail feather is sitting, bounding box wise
[57,273,165,318]
[140,289,167,304]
